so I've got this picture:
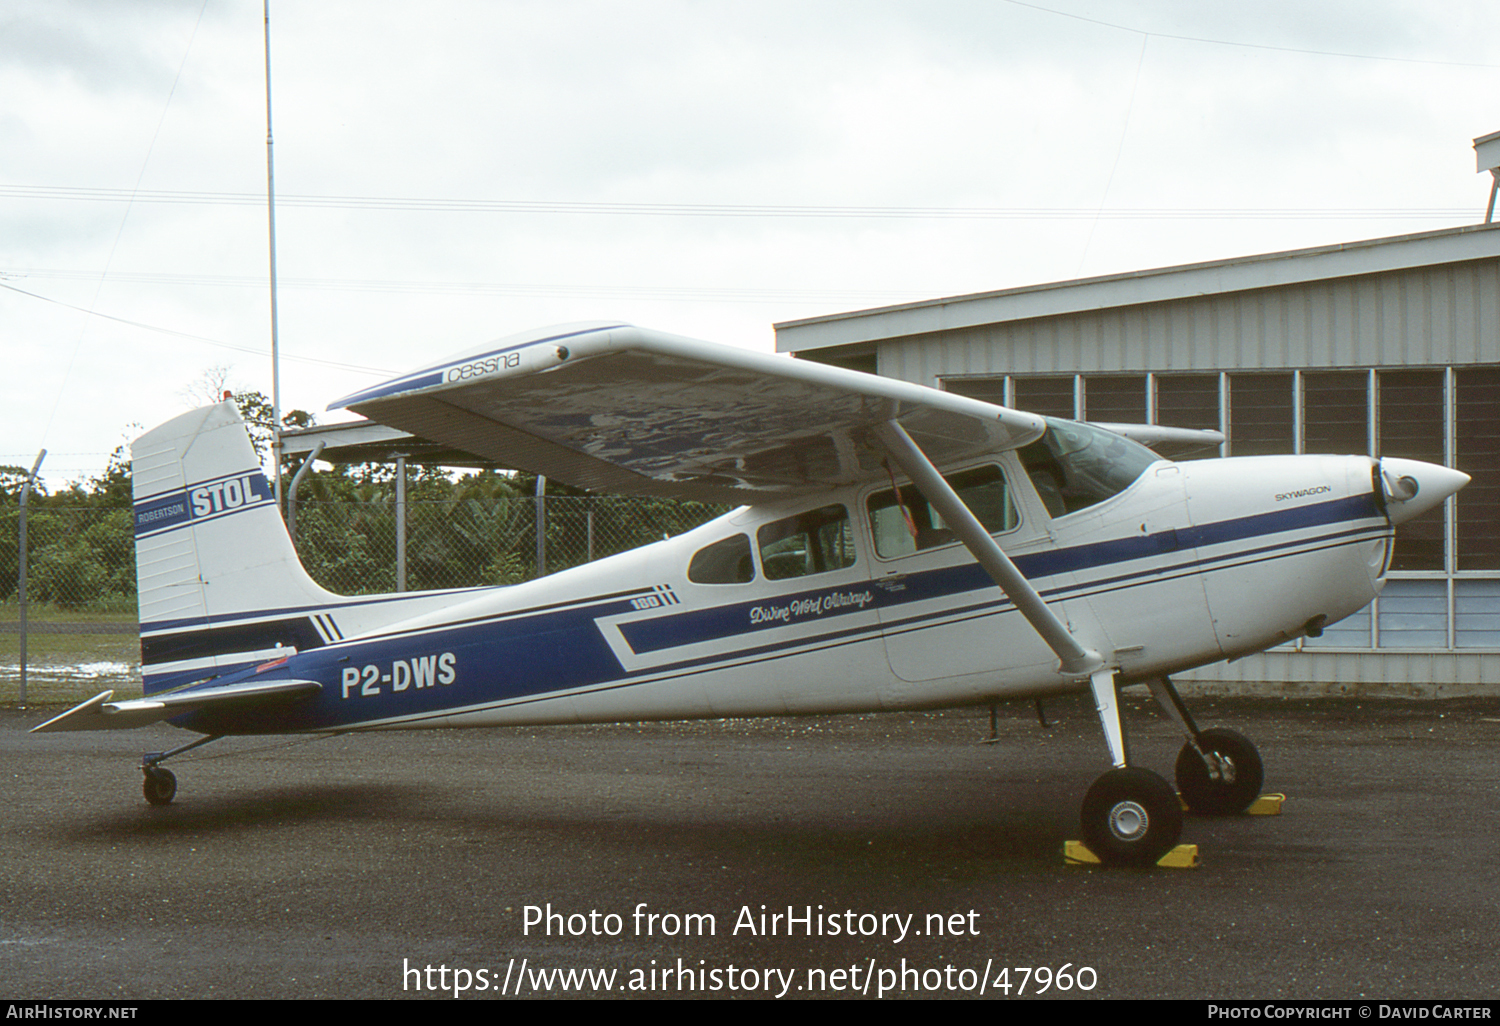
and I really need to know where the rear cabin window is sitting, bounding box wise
[687,534,755,584]
[757,504,857,580]
[866,465,1019,559]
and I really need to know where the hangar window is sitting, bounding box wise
[1227,372,1295,457]
[1302,370,1369,455]
[1378,370,1446,572]
[687,534,754,584]
[945,377,1007,406]
[757,505,857,580]
[1083,375,1148,424]
[1456,366,1500,572]
[1155,374,1221,458]
[1010,376,1076,419]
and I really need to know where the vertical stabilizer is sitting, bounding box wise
[132,402,339,690]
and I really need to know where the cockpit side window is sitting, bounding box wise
[1019,417,1160,517]
[866,464,1018,559]
[757,504,857,580]
[687,533,755,584]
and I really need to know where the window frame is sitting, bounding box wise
[861,461,1023,563]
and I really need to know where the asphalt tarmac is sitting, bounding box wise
[3,692,1499,1001]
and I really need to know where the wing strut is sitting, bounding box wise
[872,420,1106,679]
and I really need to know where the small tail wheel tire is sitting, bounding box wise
[1175,727,1263,816]
[1080,767,1183,868]
[143,767,177,807]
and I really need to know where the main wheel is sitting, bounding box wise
[1080,767,1183,867]
[1175,727,1263,816]
[142,767,177,807]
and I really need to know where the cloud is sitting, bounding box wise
[4,0,1499,488]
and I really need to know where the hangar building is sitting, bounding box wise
[775,221,1500,696]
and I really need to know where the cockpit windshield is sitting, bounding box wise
[1018,417,1162,517]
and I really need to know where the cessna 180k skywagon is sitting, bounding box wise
[33,323,1468,866]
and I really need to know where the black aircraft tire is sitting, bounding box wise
[1175,727,1264,816]
[1079,767,1183,868]
[143,768,177,807]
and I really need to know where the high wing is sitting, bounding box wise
[31,679,321,733]
[328,323,1046,504]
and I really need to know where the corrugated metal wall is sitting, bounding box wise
[1175,650,1500,697]
[878,258,1500,386]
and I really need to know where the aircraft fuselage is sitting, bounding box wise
[170,448,1391,736]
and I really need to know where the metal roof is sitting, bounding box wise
[775,222,1500,353]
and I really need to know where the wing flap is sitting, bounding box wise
[30,679,321,733]
[330,324,1045,502]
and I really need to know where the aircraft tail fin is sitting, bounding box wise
[132,402,338,690]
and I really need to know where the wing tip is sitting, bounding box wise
[327,322,634,411]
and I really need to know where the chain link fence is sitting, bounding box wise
[291,496,729,594]
[4,496,731,610]
[3,497,729,701]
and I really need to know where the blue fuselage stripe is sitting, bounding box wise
[619,493,1379,656]
[171,492,1383,733]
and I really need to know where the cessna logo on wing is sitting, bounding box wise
[447,351,521,382]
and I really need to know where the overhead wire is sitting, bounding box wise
[34,0,213,448]
[0,268,931,306]
[999,0,1500,69]
[0,280,394,376]
[0,184,1480,220]
[1077,33,1149,277]
[7,2,1492,395]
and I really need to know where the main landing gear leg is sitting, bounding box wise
[871,421,1181,865]
[1146,676,1264,816]
[141,734,221,806]
[1080,669,1183,867]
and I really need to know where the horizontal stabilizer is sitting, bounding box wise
[29,679,321,733]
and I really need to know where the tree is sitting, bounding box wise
[232,388,315,474]
[181,368,315,477]
[0,466,45,503]
[84,444,132,509]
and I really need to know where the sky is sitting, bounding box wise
[3,0,1500,491]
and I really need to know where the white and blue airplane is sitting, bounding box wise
[33,323,1468,866]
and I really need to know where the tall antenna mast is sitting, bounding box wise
[263,0,284,509]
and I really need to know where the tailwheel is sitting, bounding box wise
[1080,767,1183,867]
[1175,727,1263,816]
[142,767,177,807]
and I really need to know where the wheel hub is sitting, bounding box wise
[1108,800,1149,841]
[1205,752,1237,784]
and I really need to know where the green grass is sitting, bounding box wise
[0,601,137,625]
[0,630,140,666]
[2,602,142,705]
